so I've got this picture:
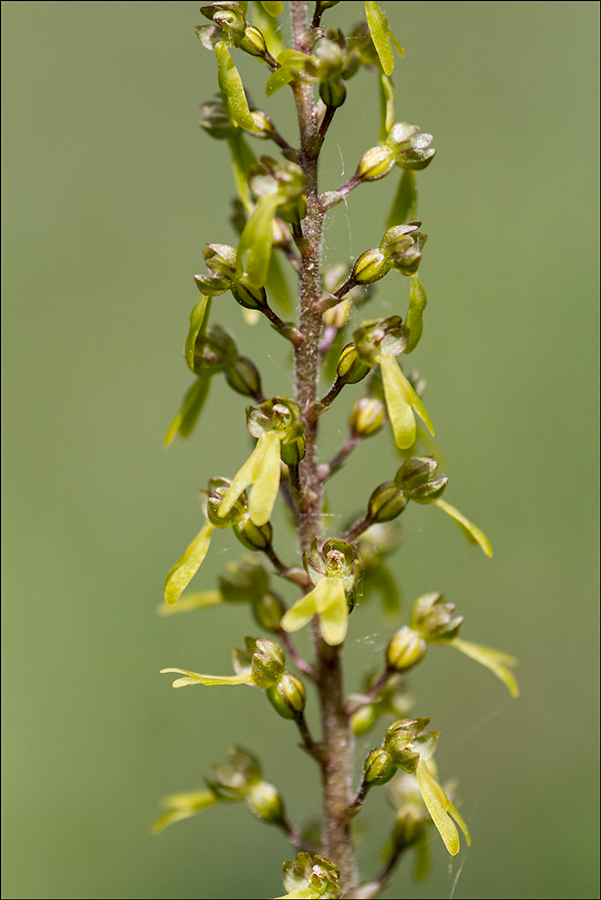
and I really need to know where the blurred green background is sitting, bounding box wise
[2,2,599,898]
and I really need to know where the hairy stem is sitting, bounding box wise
[290,3,359,894]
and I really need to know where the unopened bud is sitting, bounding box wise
[225,356,263,399]
[231,277,267,310]
[352,248,392,285]
[386,626,426,672]
[251,638,286,687]
[251,591,285,632]
[193,324,238,375]
[320,78,347,109]
[367,482,408,524]
[233,514,273,551]
[364,747,396,786]
[219,558,269,603]
[266,674,306,719]
[350,396,386,438]
[351,704,377,736]
[247,781,286,824]
[410,592,463,642]
[336,343,371,385]
[240,24,268,58]
[356,144,395,182]
[395,456,448,502]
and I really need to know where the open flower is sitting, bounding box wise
[218,397,304,527]
[163,477,255,606]
[353,317,434,450]
[281,540,362,646]
[363,719,470,857]
[276,851,341,900]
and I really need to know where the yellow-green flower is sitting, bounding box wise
[281,540,362,646]
[378,353,434,450]
[281,576,349,646]
[163,519,215,607]
[415,759,470,857]
[218,398,304,527]
[218,429,281,527]
[152,789,217,834]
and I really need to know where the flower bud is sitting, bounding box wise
[230,277,267,310]
[386,123,437,171]
[280,433,306,467]
[250,638,286,687]
[266,674,306,718]
[351,248,392,285]
[367,482,408,524]
[247,780,286,824]
[336,343,371,385]
[203,242,238,279]
[410,592,463,642]
[240,24,268,58]
[394,456,448,503]
[355,144,395,182]
[225,356,263,399]
[251,591,285,632]
[350,703,377,736]
[320,78,347,109]
[233,513,273,551]
[364,747,396,786]
[386,626,426,672]
[383,719,432,772]
[248,108,276,139]
[193,324,238,375]
[349,396,386,438]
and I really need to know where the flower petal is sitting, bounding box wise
[433,498,493,557]
[450,638,519,697]
[157,590,223,616]
[152,790,217,834]
[164,520,215,606]
[249,431,281,526]
[394,363,435,436]
[416,760,470,856]
[380,355,416,449]
[159,667,254,688]
[280,588,321,634]
[318,578,349,646]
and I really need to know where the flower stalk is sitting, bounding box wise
[156,4,517,898]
